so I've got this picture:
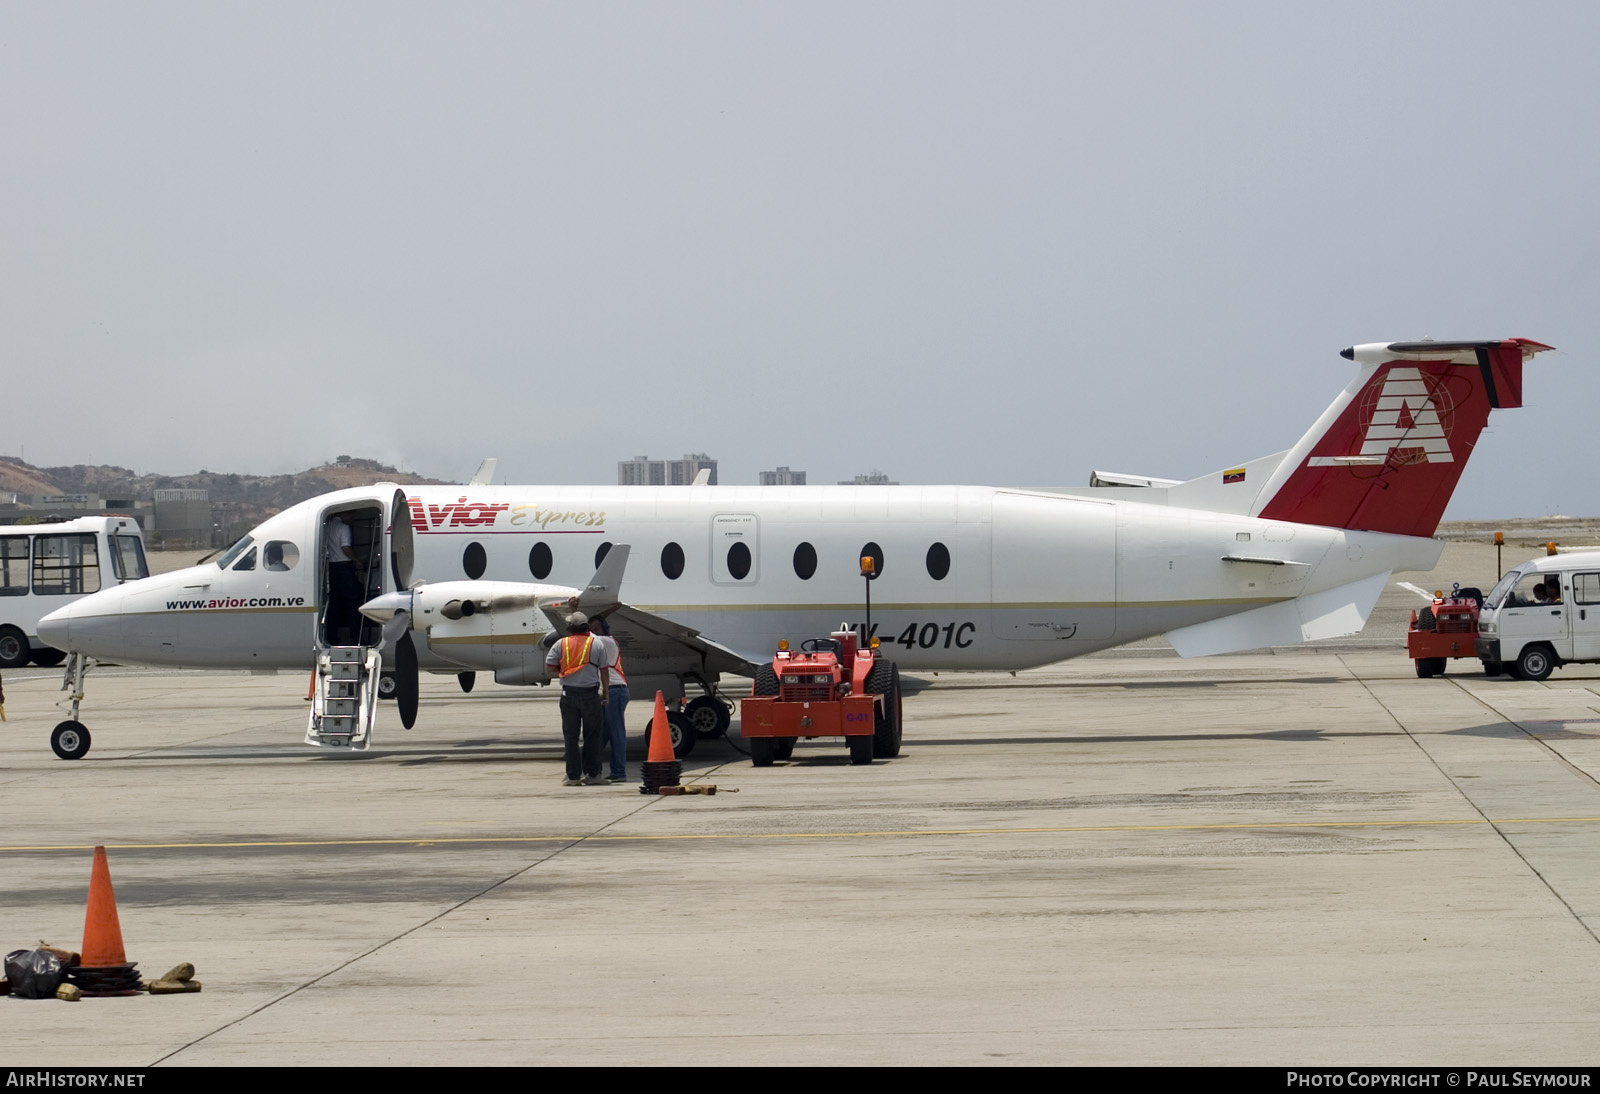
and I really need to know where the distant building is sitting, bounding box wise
[618,454,718,486]
[151,488,212,547]
[759,466,807,486]
[618,456,666,486]
[838,470,898,485]
[31,493,103,509]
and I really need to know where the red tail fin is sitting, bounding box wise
[1255,339,1552,537]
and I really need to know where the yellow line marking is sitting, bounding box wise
[3,815,1598,853]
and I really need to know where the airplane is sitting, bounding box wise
[35,337,1552,761]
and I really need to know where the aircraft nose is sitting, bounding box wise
[35,603,75,650]
[37,589,124,657]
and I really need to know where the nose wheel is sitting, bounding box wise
[51,720,91,760]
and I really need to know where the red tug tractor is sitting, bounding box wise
[741,625,903,766]
[1407,583,1484,678]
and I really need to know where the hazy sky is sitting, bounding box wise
[4,3,1595,518]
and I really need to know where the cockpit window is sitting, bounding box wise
[216,535,254,570]
[264,541,299,572]
[232,546,258,572]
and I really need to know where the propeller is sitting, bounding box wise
[365,591,420,730]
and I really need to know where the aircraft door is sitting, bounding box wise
[991,493,1116,640]
[388,489,415,593]
[316,501,386,647]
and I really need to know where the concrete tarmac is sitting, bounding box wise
[4,557,1600,1065]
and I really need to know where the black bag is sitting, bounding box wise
[4,948,65,999]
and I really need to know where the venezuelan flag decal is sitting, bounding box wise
[1222,468,1247,484]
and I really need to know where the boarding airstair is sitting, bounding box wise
[305,644,382,749]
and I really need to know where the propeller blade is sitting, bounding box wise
[396,633,419,729]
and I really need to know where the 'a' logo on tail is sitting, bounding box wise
[1358,367,1452,463]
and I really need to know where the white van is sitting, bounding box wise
[1475,550,1600,681]
[0,516,149,668]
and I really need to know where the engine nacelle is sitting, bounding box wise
[361,580,580,683]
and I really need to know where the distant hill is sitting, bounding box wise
[0,455,451,540]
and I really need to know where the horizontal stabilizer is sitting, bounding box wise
[1090,470,1183,489]
[1165,572,1389,657]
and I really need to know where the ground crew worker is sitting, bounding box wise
[592,617,630,782]
[545,611,614,786]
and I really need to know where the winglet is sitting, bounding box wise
[578,544,630,614]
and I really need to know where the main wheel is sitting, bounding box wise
[0,625,29,670]
[772,737,796,761]
[848,733,873,765]
[51,721,91,760]
[685,695,731,739]
[458,672,476,693]
[750,736,775,766]
[377,672,397,699]
[646,710,698,759]
[864,659,903,758]
[30,647,66,668]
[1516,644,1556,682]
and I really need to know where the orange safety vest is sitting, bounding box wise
[557,634,594,679]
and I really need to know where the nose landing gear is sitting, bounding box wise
[50,653,93,759]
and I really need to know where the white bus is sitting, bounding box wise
[0,515,149,668]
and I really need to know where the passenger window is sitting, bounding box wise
[463,542,487,580]
[32,534,100,595]
[660,542,685,580]
[595,542,612,569]
[0,536,28,595]
[926,542,951,581]
[529,542,553,580]
[1573,574,1600,605]
[793,542,817,580]
[727,541,752,581]
[232,546,258,571]
[264,541,299,572]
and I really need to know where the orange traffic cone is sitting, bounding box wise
[74,845,140,996]
[639,691,682,794]
[647,692,675,764]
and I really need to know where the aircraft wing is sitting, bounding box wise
[591,603,762,680]
[538,545,762,680]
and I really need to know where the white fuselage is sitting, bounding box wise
[39,483,1442,676]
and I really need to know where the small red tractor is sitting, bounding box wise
[1407,584,1484,678]
[741,625,903,765]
